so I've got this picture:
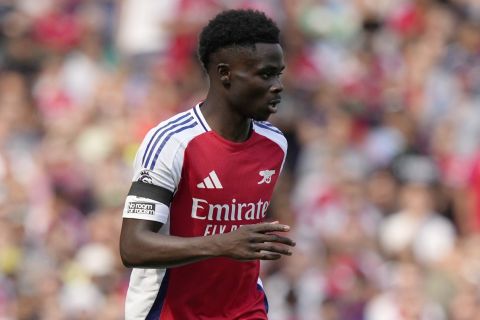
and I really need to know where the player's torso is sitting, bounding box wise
[160,129,284,320]
[170,130,284,237]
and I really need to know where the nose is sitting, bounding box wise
[270,77,283,93]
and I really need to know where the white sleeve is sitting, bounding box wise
[122,125,186,224]
[131,126,185,192]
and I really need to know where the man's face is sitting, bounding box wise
[225,43,285,121]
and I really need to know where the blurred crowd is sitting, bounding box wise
[1,0,480,319]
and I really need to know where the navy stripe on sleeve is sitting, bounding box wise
[149,122,198,170]
[144,116,195,168]
[142,113,191,166]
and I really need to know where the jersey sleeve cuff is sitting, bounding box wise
[122,195,170,223]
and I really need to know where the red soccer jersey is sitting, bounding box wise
[123,104,287,319]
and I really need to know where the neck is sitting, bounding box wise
[201,93,252,142]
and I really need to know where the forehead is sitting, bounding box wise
[224,43,284,69]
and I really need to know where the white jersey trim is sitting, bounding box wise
[125,219,171,319]
[192,103,212,132]
[253,121,288,171]
[131,108,208,194]
[125,268,166,320]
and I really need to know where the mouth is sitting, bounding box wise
[267,99,282,113]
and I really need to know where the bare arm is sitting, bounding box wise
[119,182,295,268]
[119,218,295,269]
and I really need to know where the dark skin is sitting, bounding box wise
[120,43,294,269]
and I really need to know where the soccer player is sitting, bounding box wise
[119,9,295,319]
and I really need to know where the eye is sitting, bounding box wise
[260,73,272,80]
[260,72,282,80]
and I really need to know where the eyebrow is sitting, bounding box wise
[259,65,286,72]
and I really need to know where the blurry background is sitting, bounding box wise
[1,0,480,319]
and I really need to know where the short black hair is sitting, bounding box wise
[198,9,280,70]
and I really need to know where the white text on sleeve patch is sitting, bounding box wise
[122,196,170,223]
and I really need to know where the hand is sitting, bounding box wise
[213,222,295,261]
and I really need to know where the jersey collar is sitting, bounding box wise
[192,103,212,132]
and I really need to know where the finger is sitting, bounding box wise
[251,222,290,233]
[237,252,281,261]
[251,243,293,256]
[253,252,282,260]
[250,234,296,246]
[264,234,296,246]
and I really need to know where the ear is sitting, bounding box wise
[217,63,231,87]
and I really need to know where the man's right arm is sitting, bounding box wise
[119,217,295,269]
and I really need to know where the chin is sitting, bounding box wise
[251,114,271,122]
[251,110,273,122]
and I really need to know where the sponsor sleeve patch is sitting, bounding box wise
[122,196,170,223]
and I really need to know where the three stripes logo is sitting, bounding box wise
[197,171,223,189]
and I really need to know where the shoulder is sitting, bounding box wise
[139,108,208,169]
[252,120,287,154]
[146,109,199,141]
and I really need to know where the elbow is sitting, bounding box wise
[119,244,135,268]
[119,238,144,268]
[119,220,167,268]
[120,249,134,268]
[120,243,168,268]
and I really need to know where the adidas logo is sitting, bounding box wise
[197,171,223,189]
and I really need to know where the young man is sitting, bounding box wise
[120,9,295,319]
